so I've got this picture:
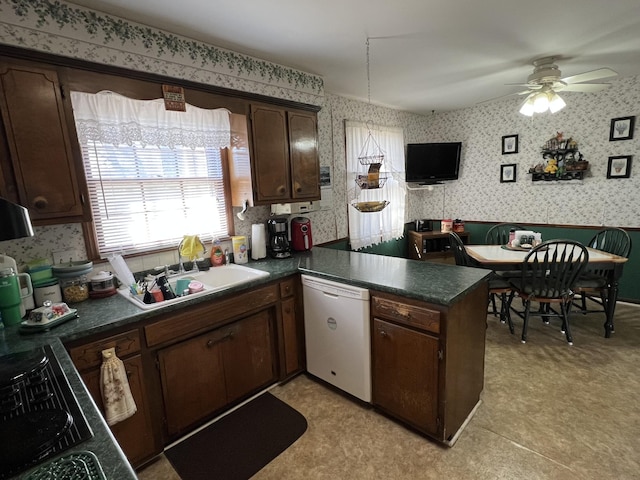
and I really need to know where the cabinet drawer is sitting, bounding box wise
[145,284,279,348]
[69,329,141,371]
[279,278,296,298]
[372,296,440,334]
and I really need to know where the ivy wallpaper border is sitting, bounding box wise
[1,0,324,95]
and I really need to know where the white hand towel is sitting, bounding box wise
[100,347,137,426]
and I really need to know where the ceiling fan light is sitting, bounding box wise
[549,92,566,113]
[519,97,535,116]
[533,92,550,113]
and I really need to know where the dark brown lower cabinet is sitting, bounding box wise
[157,309,276,438]
[279,286,305,378]
[372,318,439,435]
[371,284,488,445]
[80,355,155,466]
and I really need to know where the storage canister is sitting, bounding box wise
[89,271,117,298]
[33,278,62,307]
[441,219,453,233]
[61,274,89,303]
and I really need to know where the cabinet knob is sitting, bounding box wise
[379,330,388,337]
[294,183,302,193]
[32,196,49,210]
[277,185,286,194]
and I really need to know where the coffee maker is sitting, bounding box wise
[267,217,291,259]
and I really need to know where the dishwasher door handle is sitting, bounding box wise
[322,291,340,299]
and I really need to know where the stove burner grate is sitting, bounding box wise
[0,344,93,479]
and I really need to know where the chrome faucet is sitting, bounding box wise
[177,253,186,274]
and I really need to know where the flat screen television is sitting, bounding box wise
[405,142,462,184]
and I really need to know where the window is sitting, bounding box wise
[345,121,406,250]
[71,91,232,258]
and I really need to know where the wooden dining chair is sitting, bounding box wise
[506,240,589,345]
[484,223,523,245]
[483,223,523,318]
[449,232,515,332]
[572,228,632,327]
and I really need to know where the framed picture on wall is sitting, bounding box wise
[607,155,632,178]
[502,134,518,154]
[500,164,517,183]
[609,116,635,141]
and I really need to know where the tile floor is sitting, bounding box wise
[138,302,640,480]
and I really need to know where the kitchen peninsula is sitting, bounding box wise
[1,247,489,478]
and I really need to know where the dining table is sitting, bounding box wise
[465,244,629,338]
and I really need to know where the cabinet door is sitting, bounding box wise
[372,318,440,435]
[223,309,276,402]
[250,104,291,203]
[80,355,156,467]
[288,111,320,200]
[281,296,304,376]
[157,330,227,436]
[0,60,88,222]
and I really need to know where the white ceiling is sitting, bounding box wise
[67,0,640,115]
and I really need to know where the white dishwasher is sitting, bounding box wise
[301,274,371,403]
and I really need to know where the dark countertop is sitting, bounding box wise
[2,247,489,479]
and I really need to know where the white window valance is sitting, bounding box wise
[71,91,231,149]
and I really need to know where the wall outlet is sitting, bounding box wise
[52,249,77,265]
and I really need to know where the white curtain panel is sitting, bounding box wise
[345,121,406,250]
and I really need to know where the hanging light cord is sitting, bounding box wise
[366,38,371,104]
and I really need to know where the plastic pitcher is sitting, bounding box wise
[0,267,30,326]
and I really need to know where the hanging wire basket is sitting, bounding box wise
[355,173,389,189]
[351,200,390,213]
[357,121,385,165]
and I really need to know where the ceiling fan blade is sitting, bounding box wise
[505,83,542,89]
[561,68,617,85]
[558,83,611,93]
[477,90,527,105]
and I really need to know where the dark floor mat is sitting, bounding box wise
[165,392,307,480]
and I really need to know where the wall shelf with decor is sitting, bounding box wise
[528,133,589,182]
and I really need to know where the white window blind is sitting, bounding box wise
[71,91,231,258]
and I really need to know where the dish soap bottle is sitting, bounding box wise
[210,239,225,266]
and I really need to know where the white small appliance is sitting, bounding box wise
[302,275,371,402]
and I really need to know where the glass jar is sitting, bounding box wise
[61,275,89,303]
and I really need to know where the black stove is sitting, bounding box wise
[0,345,93,479]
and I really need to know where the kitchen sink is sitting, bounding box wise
[117,263,270,310]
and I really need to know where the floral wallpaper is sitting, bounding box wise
[0,0,323,103]
[419,75,640,227]
[1,0,639,271]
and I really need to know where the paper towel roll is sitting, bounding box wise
[251,224,267,260]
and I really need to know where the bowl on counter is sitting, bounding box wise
[52,260,93,278]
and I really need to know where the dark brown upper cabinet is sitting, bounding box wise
[0,57,90,224]
[250,104,320,205]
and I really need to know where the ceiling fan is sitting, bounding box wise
[506,57,617,116]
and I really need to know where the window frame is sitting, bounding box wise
[60,72,239,261]
[80,147,235,261]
